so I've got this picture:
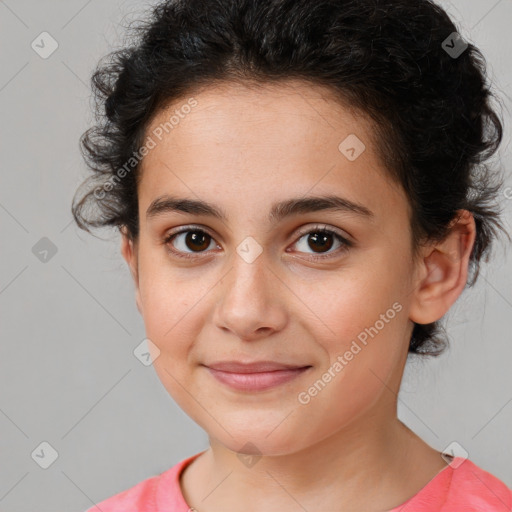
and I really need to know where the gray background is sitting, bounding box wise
[0,1,511,511]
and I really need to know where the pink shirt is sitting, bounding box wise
[85,451,512,511]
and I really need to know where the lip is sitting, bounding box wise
[203,361,312,391]
[206,360,310,373]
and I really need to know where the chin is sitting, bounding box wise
[207,420,311,458]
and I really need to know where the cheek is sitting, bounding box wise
[137,268,206,415]
[300,302,406,439]
[137,253,201,358]
[140,282,198,353]
[310,261,409,390]
[315,261,407,345]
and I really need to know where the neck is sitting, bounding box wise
[181,409,446,511]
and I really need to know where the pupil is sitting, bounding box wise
[309,232,333,253]
[186,231,209,251]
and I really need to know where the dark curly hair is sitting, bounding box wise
[72,0,510,356]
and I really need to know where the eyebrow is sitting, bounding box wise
[146,194,374,223]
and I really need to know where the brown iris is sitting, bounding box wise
[185,230,211,252]
[307,231,334,253]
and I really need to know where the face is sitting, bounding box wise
[122,80,423,456]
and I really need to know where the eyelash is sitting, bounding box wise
[162,224,353,261]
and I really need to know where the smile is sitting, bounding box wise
[204,365,312,392]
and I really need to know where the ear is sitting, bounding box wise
[409,210,476,325]
[120,229,143,315]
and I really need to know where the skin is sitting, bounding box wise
[121,80,476,512]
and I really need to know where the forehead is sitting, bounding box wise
[138,80,409,225]
[145,79,376,153]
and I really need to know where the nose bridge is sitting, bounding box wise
[212,239,288,339]
[227,240,272,298]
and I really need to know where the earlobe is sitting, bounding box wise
[409,210,476,325]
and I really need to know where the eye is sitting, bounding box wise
[163,224,352,261]
[163,226,219,260]
[290,225,352,260]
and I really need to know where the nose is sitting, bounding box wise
[212,253,288,341]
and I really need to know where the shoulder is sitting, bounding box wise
[444,458,512,511]
[83,471,163,512]
[83,452,202,512]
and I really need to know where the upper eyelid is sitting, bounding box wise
[294,223,350,238]
[167,223,350,239]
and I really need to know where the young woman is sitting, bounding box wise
[73,0,512,510]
